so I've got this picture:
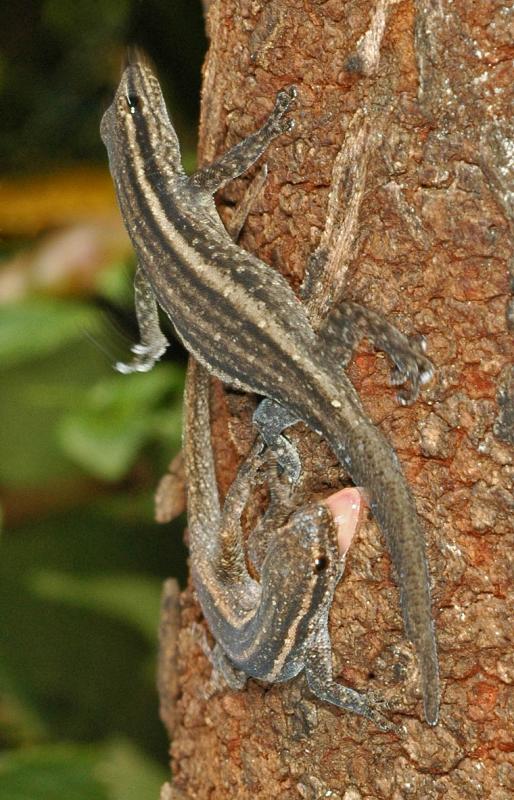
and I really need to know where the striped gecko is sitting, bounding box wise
[185,358,394,730]
[100,53,439,725]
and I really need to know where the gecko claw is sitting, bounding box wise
[362,690,405,735]
[114,338,168,374]
[268,85,298,136]
[388,335,434,405]
[276,85,298,108]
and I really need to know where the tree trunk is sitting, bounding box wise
[159,1,513,798]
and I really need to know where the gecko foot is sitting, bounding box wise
[115,337,168,374]
[389,334,434,405]
[362,690,405,735]
[317,301,434,406]
[191,623,247,698]
[305,647,404,735]
[307,673,403,735]
[266,86,298,137]
[253,398,301,482]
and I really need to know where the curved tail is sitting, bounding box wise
[314,394,440,725]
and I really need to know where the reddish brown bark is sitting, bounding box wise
[159,1,513,797]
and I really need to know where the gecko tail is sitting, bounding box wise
[371,491,440,726]
[403,598,440,725]
[420,632,440,726]
[303,385,441,727]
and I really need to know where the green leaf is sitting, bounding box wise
[0,741,167,800]
[0,504,182,751]
[0,746,107,800]
[97,739,167,800]
[29,572,162,643]
[0,665,48,746]
[57,365,184,480]
[0,299,100,369]
[0,336,110,487]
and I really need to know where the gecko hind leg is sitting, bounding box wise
[319,301,434,405]
[192,623,247,697]
[252,398,302,483]
[115,266,169,374]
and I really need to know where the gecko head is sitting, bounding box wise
[258,489,363,643]
[100,47,182,168]
[262,494,356,610]
[263,488,360,609]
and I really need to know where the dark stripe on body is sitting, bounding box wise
[117,144,403,481]
[116,142,325,405]
[197,552,331,681]
[118,92,436,643]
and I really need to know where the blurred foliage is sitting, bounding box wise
[0,0,206,173]
[0,284,189,798]
[0,739,167,799]
[0,1,206,797]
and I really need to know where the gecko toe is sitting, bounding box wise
[114,338,168,374]
[274,85,298,116]
[389,340,434,405]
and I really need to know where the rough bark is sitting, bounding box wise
[158,1,513,798]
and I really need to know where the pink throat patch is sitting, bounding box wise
[323,487,365,556]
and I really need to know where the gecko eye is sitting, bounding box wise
[126,93,141,114]
[313,554,329,573]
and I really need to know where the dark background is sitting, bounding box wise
[1,0,206,171]
[0,3,206,797]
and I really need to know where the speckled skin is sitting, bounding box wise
[101,55,439,724]
[185,359,395,731]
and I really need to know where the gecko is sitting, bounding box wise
[185,358,395,731]
[100,52,439,725]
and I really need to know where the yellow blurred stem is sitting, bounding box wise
[0,167,121,236]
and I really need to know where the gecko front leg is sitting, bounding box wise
[115,265,169,374]
[190,86,297,194]
[304,623,400,734]
[252,399,302,482]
